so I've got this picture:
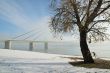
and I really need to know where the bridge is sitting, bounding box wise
[0,28,74,53]
[2,40,73,53]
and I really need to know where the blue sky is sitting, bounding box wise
[0,0,109,41]
[0,0,77,41]
[0,0,54,40]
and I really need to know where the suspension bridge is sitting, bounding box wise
[0,28,74,53]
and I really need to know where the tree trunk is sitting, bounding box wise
[80,30,94,63]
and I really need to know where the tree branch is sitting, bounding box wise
[86,0,94,18]
[85,0,103,26]
[69,0,82,29]
[87,20,109,32]
[97,4,110,16]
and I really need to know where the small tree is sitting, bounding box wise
[50,0,110,63]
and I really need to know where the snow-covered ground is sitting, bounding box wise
[0,49,110,73]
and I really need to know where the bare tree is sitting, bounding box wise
[50,0,110,63]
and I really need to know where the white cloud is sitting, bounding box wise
[0,1,56,40]
[0,1,33,30]
[0,0,75,41]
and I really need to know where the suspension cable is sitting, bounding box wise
[12,28,38,39]
[23,30,41,40]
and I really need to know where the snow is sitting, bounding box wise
[101,58,110,61]
[0,49,110,73]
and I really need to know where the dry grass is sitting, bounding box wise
[69,58,110,69]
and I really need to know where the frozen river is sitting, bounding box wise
[0,41,110,58]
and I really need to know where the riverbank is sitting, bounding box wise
[0,49,110,73]
[70,58,110,69]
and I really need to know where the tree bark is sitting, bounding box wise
[80,30,94,63]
